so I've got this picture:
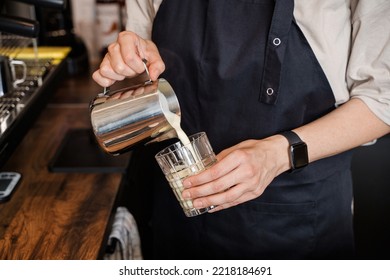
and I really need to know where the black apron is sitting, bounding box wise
[128,0,355,259]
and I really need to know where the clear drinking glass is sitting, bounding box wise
[155,132,216,217]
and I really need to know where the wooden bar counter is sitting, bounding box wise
[0,63,130,259]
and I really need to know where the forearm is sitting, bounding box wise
[293,98,390,164]
[182,98,390,211]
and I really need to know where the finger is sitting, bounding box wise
[191,184,245,210]
[183,152,241,188]
[92,69,115,87]
[182,163,249,200]
[144,41,165,80]
[207,189,259,213]
[95,53,126,82]
[117,32,148,74]
[116,32,165,80]
[107,42,140,77]
[148,58,165,81]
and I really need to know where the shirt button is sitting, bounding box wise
[273,37,281,46]
[266,88,274,95]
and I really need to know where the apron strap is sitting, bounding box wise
[260,0,294,105]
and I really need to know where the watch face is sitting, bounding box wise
[291,142,308,169]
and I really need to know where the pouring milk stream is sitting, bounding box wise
[157,92,216,216]
[158,92,200,162]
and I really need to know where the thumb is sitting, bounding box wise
[142,40,165,80]
[148,60,166,81]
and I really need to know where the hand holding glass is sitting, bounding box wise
[155,132,216,217]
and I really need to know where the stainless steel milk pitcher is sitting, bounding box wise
[90,67,181,155]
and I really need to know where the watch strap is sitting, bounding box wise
[279,130,302,145]
[279,130,308,172]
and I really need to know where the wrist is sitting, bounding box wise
[263,134,292,175]
[278,130,309,172]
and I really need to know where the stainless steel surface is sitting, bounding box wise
[15,0,67,9]
[0,30,34,96]
[90,78,181,155]
[0,17,64,166]
[0,28,54,135]
[0,34,33,59]
[0,55,28,96]
[0,58,52,134]
[0,15,39,38]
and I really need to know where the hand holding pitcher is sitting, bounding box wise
[92,31,165,87]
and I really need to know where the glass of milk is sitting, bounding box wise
[155,132,217,217]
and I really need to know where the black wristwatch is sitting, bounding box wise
[279,130,308,172]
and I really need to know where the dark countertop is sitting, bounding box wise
[0,61,131,259]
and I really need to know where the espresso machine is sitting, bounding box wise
[1,0,89,74]
[0,0,85,166]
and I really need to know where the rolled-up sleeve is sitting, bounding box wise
[347,0,390,125]
[125,0,162,39]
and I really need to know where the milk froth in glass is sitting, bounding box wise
[156,93,216,217]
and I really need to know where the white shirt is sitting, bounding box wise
[125,0,390,125]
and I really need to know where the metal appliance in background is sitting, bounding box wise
[0,2,45,134]
[0,0,69,167]
[0,55,27,96]
[2,0,89,75]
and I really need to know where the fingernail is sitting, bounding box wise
[183,180,191,188]
[182,190,191,199]
[193,200,203,209]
